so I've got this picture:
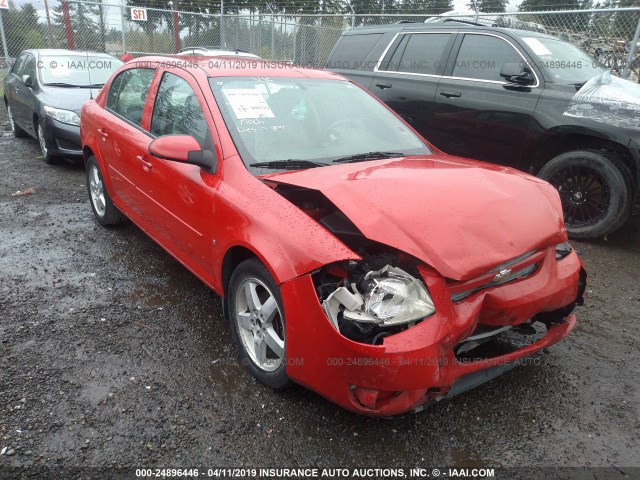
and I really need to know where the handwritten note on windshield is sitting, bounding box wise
[223,88,275,119]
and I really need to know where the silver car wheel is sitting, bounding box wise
[8,106,16,133]
[37,122,48,159]
[88,163,106,217]
[234,277,285,372]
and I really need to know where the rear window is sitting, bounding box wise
[326,34,382,70]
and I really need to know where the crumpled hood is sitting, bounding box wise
[564,71,640,130]
[265,156,567,281]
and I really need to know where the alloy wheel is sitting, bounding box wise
[37,123,48,159]
[88,163,106,217]
[234,277,285,372]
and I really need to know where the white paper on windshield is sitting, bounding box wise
[49,63,70,77]
[223,88,275,119]
[523,37,552,56]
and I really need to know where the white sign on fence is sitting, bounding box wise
[0,0,9,10]
[130,7,147,21]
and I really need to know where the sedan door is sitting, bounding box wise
[370,31,456,139]
[432,32,543,166]
[132,70,217,282]
[14,54,39,136]
[99,67,156,212]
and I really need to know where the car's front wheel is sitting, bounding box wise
[228,258,292,389]
[86,155,123,226]
[7,105,27,138]
[37,119,58,164]
[538,149,633,239]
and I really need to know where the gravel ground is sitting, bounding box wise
[0,111,639,479]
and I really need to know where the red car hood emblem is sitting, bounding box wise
[264,156,567,281]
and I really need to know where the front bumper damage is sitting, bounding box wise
[282,248,585,417]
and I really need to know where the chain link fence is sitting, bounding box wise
[1,1,639,90]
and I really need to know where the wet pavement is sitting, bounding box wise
[0,117,639,475]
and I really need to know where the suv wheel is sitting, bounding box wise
[538,149,633,239]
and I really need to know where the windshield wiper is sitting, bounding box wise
[332,151,405,164]
[250,160,325,170]
[43,82,82,88]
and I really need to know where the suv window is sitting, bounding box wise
[11,54,27,75]
[151,73,208,145]
[106,68,155,126]
[385,33,451,75]
[452,34,522,82]
[327,34,382,70]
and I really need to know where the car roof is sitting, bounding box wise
[132,55,343,79]
[25,49,118,58]
[344,22,558,41]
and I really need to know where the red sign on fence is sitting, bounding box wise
[0,0,9,10]
[130,7,147,21]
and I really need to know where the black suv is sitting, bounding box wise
[326,21,640,238]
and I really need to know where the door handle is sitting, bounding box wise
[98,128,109,139]
[136,155,153,171]
[440,91,462,98]
[375,82,392,89]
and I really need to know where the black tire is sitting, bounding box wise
[7,105,27,138]
[37,119,58,165]
[538,150,633,239]
[228,258,292,390]
[86,155,124,226]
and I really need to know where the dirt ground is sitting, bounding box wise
[0,110,639,479]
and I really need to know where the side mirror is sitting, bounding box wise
[500,62,534,85]
[22,75,33,88]
[148,135,217,173]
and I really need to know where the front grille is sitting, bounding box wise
[451,262,539,302]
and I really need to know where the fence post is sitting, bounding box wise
[61,0,75,49]
[220,0,226,47]
[623,16,640,78]
[121,4,127,53]
[0,9,8,72]
[269,7,275,59]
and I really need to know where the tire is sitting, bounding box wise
[37,119,58,165]
[86,155,124,226]
[538,150,632,239]
[7,105,27,138]
[228,258,292,390]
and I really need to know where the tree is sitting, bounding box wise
[468,0,507,13]
[52,0,102,50]
[3,2,46,56]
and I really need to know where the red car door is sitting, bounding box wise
[99,67,157,218]
[129,69,219,283]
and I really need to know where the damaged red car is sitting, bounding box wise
[80,57,586,416]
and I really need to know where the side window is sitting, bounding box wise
[11,54,27,75]
[452,34,523,82]
[390,33,452,75]
[106,68,155,127]
[23,56,37,83]
[150,72,208,146]
[326,33,382,70]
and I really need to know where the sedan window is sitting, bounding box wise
[11,54,27,75]
[151,73,209,146]
[106,68,155,127]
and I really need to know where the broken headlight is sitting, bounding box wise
[322,265,436,330]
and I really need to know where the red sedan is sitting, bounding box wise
[80,56,586,416]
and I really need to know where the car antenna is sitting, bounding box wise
[86,50,93,100]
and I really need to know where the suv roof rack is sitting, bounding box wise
[439,18,485,27]
[178,46,252,54]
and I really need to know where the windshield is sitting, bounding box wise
[39,55,123,87]
[209,77,430,169]
[522,37,605,84]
